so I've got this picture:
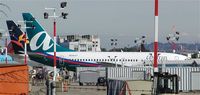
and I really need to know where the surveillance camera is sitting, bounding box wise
[61,12,68,19]
[44,12,49,19]
[61,2,67,8]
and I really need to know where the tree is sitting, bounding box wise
[101,48,107,52]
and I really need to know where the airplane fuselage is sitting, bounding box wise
[46,51,188,66]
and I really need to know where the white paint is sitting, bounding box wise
[154,67,158,72]
[30,31,53,51]
[54,37,56,52]
[155,16,158,42]
[46,52,189,67]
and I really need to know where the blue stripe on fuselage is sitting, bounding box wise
[35,52,101,67]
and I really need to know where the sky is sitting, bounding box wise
[0,0,199,49]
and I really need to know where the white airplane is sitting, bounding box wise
[20,13,188,70]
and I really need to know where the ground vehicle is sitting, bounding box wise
[153,72,179,94]
[97,77,106,86]
[79,70,99,86]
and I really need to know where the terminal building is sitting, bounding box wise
[57,35,101,52]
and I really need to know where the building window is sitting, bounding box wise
[74,48,78,51]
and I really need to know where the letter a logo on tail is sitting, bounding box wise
[22,13,74,52]
[30,31,53,51]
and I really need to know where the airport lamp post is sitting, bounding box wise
[114,56,117,67]
[92,41,98,52]
[111,39,117,51]
[5,38,7,64]
[166,28,180,53]
[134,36,146,52]
[0,31,9,64]
[44,2,68,95]
[17,21,34,65]
[0,3,10,64]
[3,32,8,64]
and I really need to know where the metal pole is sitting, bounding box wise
[53,12,57,82]
[5,38,7,64]
[114,56,117,67]
[52,10,57,95]
[154,0,159,73]
[115,58,117,67]
[17,20,33,64]
[24,32,27,65]
[153,1,159,94]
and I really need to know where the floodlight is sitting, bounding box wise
[44,12,49,19]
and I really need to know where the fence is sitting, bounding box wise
[107,67,153,80]
[77,67,200,92]
[164,67,200,91]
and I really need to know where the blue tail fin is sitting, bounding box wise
[22,13,74,52]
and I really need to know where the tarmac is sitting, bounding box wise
[30,82,106,95]
[25,59,200,95]
[30,81,200,95]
